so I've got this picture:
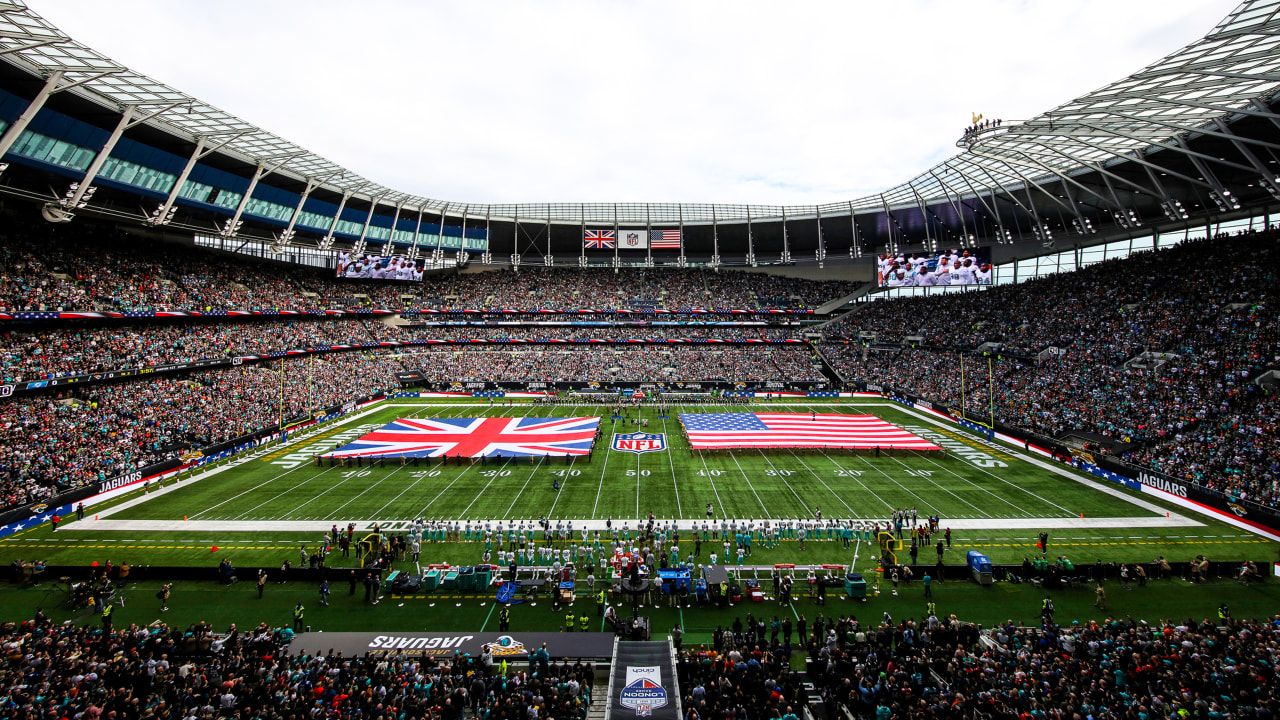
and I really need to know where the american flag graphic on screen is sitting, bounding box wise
[678,412,940,450]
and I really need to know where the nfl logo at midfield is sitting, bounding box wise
[612,432,666,454]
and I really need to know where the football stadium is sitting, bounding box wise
[1,0,1279,718]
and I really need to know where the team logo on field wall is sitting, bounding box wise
[612,433,667,454]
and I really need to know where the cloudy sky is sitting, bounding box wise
[28,0,1235,207]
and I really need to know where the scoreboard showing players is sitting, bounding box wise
[876,247,994,288]
[336,252,425,281]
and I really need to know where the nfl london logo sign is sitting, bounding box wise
[612,432,666,454]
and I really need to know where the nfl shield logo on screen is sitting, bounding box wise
[612,432,666,454]
[625,232,640,246]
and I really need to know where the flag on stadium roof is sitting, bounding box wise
[584,230,615,249]
[652,230,681,249]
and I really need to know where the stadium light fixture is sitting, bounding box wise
[710,254,721,268]
[779,250,791,264]
[544,254,555,267]
[745,252,757,267]
[1071,217,1096,234]
[510,253,521,268]
[1210,189,1241,211]
[481,251,492,265]
[1160,200,1189,221]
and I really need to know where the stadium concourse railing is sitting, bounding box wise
[854,381,1280,539]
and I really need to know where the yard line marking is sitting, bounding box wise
[461,458,517,518]
[753,450,815,516]
[725,451,771,517]
[412,460,478,518]
[785,449,857,517]
[814,448,893,515]
[212,466,337,521]
[907,439,1076,518]
[659,413,682,518]
[850,455,947,517]
[362,404,474,520]
[818,404,1005,518]
[591,429,615,519]
[693,449,727,520]
[879,453,992,518]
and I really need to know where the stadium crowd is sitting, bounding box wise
[0,320,806,383]
[406,347,825,384]
[0,228,856,313]
[794,611,1280,720]
[825,229,1278,511]
[0,352,401,511]
[0,344,822,512]
[0,614,599,720]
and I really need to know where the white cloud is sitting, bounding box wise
[26,0,1236,206]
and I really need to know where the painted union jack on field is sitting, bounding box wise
[323,416,601,458]
[584,230,616,249]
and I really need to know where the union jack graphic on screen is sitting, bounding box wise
[584,230,615,249]
[323,416,601,458]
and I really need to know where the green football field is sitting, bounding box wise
[2,398,1274,572]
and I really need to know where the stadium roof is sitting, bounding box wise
[2,0,1280,230]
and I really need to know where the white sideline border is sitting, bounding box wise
[66,399,1205,535]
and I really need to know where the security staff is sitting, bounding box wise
[293,603,305,632]
[579,613,589,632]
[499,606,510,632]
[596,589,607,616]
[101,602,113,631]
[564,611,575,632]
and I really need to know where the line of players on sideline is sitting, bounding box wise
[877,250,992,287]
[310,508,950,570]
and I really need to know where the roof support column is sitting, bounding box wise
[219,152,300,238]
[0,70,62,164]
[321,190,354,249]
[780,208,791,263]
[815,206,825,267]
[847,201,861,258]
[44,103,139,223]
[382,200,405,255]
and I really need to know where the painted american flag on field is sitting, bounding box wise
[584,230,616,249]
[322,416,601,458]
[678,412,940,450]
[652,229,682,249]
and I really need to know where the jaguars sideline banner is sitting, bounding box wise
[286,631,614,659]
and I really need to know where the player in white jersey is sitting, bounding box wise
[975,263,993,284]
[952,258,978,284]
[886,270,909,287]
[395,260,417,281]
[369,259,394,280]
[932,258,952,285]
